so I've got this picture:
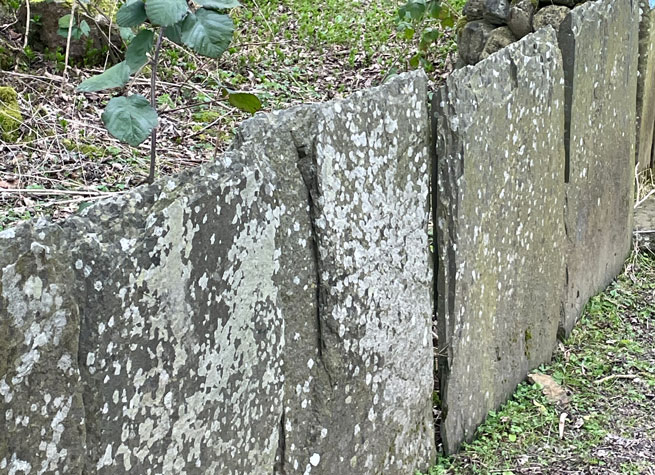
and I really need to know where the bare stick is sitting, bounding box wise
[148,28,165,184]
[63,1,77,79]
[22,0,30,49]
[595,374,639,385]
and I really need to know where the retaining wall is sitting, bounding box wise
[0,0,647,471]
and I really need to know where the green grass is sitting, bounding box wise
[421,252,655,474]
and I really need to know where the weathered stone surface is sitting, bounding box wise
[459,20,495,65]
[508,0,536,39]
[484,0,511,24]
[434,27,566,454]
[634,195,655,251]
[0,222,86,474]
[636,0,655,172]
[533,5,571,33]
[1,156,283,474]
[557,0,639,336]
[480,26,517,60]
[464,0,485,20]
[235,70,435,474]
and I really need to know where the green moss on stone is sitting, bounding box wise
[0,86,22,143]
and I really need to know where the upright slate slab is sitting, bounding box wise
[434,28,566,454]
[1,157,283,474]
[235,71,435,474]
[0,223,87,474]
[558,0,639,336]
[636,0,655,172]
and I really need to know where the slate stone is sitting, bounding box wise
[458,20,496,65]
[464,0,485,20]
[480,26,518,61]
[634,195,655,251]
[508,0,536,39]
[1,156,284,474]
[484,0,511,24]
[636,0,655,172]
[235,70,435,474]
[533,5,571,33]
[0,223,87,474]
[434,27,566,454]
[557,0,639,337]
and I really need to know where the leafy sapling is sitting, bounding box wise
[77,0,261,183]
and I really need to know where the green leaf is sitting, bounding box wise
[508,433,517,442]
[145,0,189,27]
[164,23,183,45]
[58,14,72,29]
[116,0,147,28]
[79,20,90,37]
[125,29,154,73]
[101,94,158,146]
[427,1,441,19]
[398,0,426,22]
[409,52,421,69]
[228,92,261,114]
[179,9,233,58]
[119,26,136,42]
[195,0,241,9]
[419,26,440,50]
[77,62,131,92]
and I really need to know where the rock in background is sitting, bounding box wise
[434,27,566,454]
[458,0,590,66]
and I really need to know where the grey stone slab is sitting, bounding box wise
[484,0,511,25]
[434,28,566,454]
[1,156,284,474]
[634,195,655,251]
[558,0,639,337]
[0,222,87,475]
[235,70,435,474]
[636,0,655,172]
[76,158,282,475]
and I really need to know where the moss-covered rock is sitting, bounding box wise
[0,86,22,143]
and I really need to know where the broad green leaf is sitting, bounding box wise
[125,29,154,73]
[179,8,233,58]
[77,62,131,92]
[228,92,261,114]
[79,20,90,37]
[164,23,183,45]
[101,95,158,146]
[119,27,136,42]
[427,1,441,19]
[398,0,426,22]
[195,0,241,9]
[145,0,188,27]
[116,0,147,28]
[409,52,421,69]
[58,14,72,29]
[419,26,440,50]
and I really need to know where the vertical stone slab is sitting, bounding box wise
[235,71,435,474]
[558,0,639,336]
[0,223,86,474]
[75,157,283,474]
[636,0,655,172]
[435,28,566,454]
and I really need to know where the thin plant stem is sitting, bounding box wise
[149,28,165,184]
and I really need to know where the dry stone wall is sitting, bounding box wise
[0,0,648,469]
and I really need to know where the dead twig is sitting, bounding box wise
[595,374,639,385]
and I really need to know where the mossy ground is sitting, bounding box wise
[0,86,22,142]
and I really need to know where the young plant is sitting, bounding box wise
[394,0,459,71]
[77,0,261,183]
